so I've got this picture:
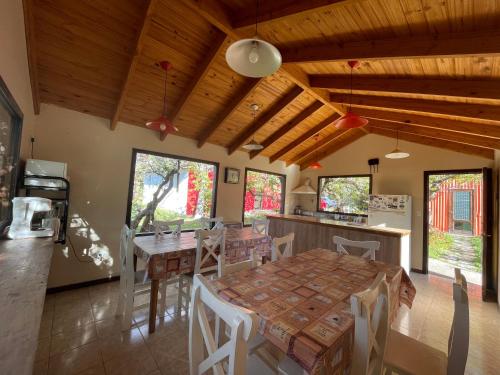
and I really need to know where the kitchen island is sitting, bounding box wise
[267,214,411,272]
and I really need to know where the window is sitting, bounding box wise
[126,149,218,233]
[317,175,372,216]
[243,168,286,225]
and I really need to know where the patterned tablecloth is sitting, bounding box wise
[133,227,271,279]
[212,248,416,374]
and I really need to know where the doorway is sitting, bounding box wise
[423,168,494,299]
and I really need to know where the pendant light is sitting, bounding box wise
[243,103,264,150]
[146,61,178,136]
[385,130,410,159]
[334,60,369,130]
[225,0,282,78]
[308,134,322,169]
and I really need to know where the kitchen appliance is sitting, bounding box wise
[291,178,316,194]
[368,195,412,230]
[7,197,59,239]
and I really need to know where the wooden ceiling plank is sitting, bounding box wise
[22,0,40,114]
[269,113,339,163]
[369,119,500,150]
[197,78,263,147]
[249,101,323,159]
[298,129,366,170]
[329,93,500,124]
[282,30,500,63]
[110,0,158,130]
[353,107,500,139]
[368,126,495,160]
[227,86,303,155]
[311,75,500,101]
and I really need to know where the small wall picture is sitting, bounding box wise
[224,167,240,184]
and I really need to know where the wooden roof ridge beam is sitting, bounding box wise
[269,113,339,163]
[227,86,303,155]
[161,32,228,141]
[197,78,263,147]
[354,108,500,139]
[281,29,500,63]
[369,120,500,150]
[249,100,323,159]
[298,129,366,170]
[311,75,500,101]
[22,0,40,114]
[368,126,494,160]
[233,0,352,29]
[329,93,500,124]
[110,0,158,131]
[286,128,348,166]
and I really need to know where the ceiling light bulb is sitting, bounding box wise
[248,42,259,64]
[159,123,166,131]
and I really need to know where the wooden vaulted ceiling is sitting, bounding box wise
[24,0,500,170]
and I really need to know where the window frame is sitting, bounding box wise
[125,148,219,235]
[242,167,286,225]
[316,174,373,217]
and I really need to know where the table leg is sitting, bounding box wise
[262,255,267,264]
[133,254,138,272]
[149,279,159,334]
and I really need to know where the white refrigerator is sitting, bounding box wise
[367,194,412,230]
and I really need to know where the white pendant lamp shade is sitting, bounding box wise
[385,148,410,159]
[226,38,282,78]
[243,139,264,150]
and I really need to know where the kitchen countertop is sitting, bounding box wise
[267,214,411,237]
[0,237,54,375]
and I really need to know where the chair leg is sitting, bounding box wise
[159,281,167,317]
[122,283,134,330]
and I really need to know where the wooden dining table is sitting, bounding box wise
[212,248,416,374]
[133,227,271,333]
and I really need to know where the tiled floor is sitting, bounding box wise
[35,273,500,375]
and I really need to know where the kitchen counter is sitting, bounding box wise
[267,214,411,271]
[0,237,54,375]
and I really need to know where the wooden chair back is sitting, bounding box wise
[333,236,380,260]
[189,274,257,375]
[218,249,257,278]
[447,268,469,375]
[350,272,390,375]
[194,228,226,274]
[153,219,184,237]
[200,217,224,230]
[251,218,269,235]
[271,232,295,261]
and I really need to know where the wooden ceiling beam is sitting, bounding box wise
[110,0,158,131]
[196,77,263,147]
[22,0,40,114]
[329,93,500,124]
[161,31,228,141]
[311,75,500,101]
[269,113,339,163]
[354,108,500,139]
[282,30,500,63]
[299,129,366,170]
[368,126,494,160]
[227,86,303,155]
[233,0,352,29]
[249,101,323,159]
[369,119,500,150]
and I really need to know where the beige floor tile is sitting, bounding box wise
[36,337,51,362]
[147,329,189,366]
[33,359,48,375]
[95,317,134,338]
[50,322,98,356]
[73,363,106,375]
[157,356,189,375]
[103,345,158,375]
[98,327,146,362]
[48,342,102,375]
[92,301,119,322]
[52,309,95,335]
[137,315,183,345]
[39,317,53,340]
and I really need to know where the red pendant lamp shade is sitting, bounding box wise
[335,60,368,130]
[309,161,322,169]
[146,61,178,136]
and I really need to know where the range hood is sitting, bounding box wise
[291,178,316,194]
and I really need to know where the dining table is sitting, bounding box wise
[211,248,416,375]
[133,226,271,333]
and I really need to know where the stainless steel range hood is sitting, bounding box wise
[291,178,316,194]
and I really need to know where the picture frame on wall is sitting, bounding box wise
[224,167,240,184]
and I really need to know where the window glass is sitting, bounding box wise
[318,175,372,215]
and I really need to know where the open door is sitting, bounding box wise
[482,167,495,301]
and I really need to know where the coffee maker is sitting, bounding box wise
[7,197,58,239]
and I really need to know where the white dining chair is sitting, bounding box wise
[384,268,469,375]
[200,216,224,230]
[189,273,272,375]
[271,233,295,261]
[115,225,167,329]
[333,235,380,260]
[252,218,270,235]
[153,218,183,237]
[217,249,257,278]
[350,272,390,375]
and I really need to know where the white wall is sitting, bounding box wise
[34,104,299,287]
[298,134,494,271]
